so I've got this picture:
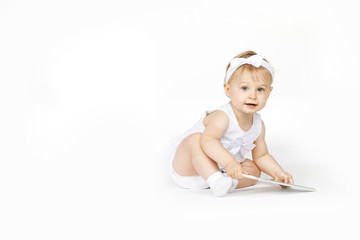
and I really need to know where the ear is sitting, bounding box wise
[224,83,231,98]
[267,86,273,98]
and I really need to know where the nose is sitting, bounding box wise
[248,89,257,100]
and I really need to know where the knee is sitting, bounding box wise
[189,132,202,140]
[180,133,203,154]
[185,132,202,147]
[242,159,261,178]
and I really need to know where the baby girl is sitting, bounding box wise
[169,50,293,196]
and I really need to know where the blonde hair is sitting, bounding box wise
[224,50,274,85]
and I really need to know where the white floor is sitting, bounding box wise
[156,150,359,240]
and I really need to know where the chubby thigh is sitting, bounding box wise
[172,132,220,179]
[172,133,199,176]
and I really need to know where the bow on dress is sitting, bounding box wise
[239,140,256,157]
[229,137,256,160]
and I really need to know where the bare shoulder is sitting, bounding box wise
[202,110,230,140]
[256,120,266,142]
[203,110,229,128]
[261,120,266,131]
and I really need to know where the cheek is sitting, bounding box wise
[259,94,269,102]
[235,92,246,100]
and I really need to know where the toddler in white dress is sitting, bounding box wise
[170,50,293,196]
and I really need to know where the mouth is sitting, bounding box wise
[245,103,258,107]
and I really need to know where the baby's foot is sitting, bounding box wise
[207,172,233,197]
[211,177,233,197]
[228,178,239,193]
[221,171,238,193]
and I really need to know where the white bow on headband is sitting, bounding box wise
[225,54,274,83]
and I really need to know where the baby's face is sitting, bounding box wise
[224,70,273,114]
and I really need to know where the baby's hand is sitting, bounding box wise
[274,171,294,187]
[225,161,249,179]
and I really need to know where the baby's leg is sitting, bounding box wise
[172,133,219,179]
[236,159,261,188]
[172,133,232,196]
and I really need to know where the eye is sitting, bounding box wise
[257,88,264,92]
[241,86,248,91]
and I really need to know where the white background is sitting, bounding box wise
[1,0,359,239]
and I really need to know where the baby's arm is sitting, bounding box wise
[200,111,247,179]
[252,121,294,184]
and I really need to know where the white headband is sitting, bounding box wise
[225,54,274,83]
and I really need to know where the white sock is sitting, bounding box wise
[221,172,238,193]
[206,171,232,197]
[228,179,239,193]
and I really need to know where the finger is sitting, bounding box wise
[240,166,248,175]
[286,174,293,184]
[237,170,243,179]
[235,170,240,179]
[289,175,294,184]
[284,176,289,184]
[287,175,292,184]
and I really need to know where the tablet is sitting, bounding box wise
[243,174,316,191]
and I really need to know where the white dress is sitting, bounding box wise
[169,102,263,189]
